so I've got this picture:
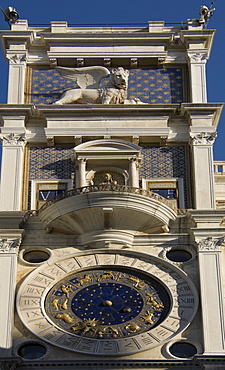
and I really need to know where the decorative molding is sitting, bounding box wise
[77,58,84,67]
[7,54,27,64]
[160,135,168,146]
[1,133,26,147]
[0,358,22,370]
[130,58,138,68]
[0,238,21,254]
[46,136,54,147]
[158,57,166,64]
[165,338,202,360]
[49,58,57,68]
[104,58,111,67]
[13,339,51,361]
[159,245,196,265]
[197,236,225,252]
[74,136,82,146]
[190,132,217,145]
[132,135,139,145]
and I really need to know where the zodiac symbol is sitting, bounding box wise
[141,311,154,324]
[61,298,68,310]
[98,326,119,338]
[146,293,164,309]
[127,276,145,289]
[51,299,59,311]
[72,318,98,334]
[124,322,141,333]
[51,298,68,311]
[61,285,73,298]
[97,271,115,282]
[77,274,92,286]
[55,313,74,323]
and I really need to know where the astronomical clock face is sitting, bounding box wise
[17,251,198,356]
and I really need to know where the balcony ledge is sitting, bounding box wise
[38,185,177,235]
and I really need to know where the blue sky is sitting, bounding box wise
[0,0,224,159]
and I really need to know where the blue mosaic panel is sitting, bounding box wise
[29,146,74,180]
[29,67,184,105]
[28,145,188,208]
[139,145,188,206]
[128,68,184,104]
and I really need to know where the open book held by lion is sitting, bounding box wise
[53,66,146,105]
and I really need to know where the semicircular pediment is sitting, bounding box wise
[74,139,141,155]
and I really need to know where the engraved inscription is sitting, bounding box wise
[57,258,80,273]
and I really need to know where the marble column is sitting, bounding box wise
[189,132,216,209]
[197,237,225,354]
[78,158,87,187]
[0,134,26,211]
[129,157,139,187]
[0,238,21,357]
[187,50,207,103]
[6,53,27,104]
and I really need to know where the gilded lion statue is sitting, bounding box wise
[53,66,144,105]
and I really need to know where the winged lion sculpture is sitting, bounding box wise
[53,66,145,105]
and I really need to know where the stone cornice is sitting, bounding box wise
[180,29,215,57]
[180,103,224,129]
[0,31,35,58]
[37,104,179,119]
[0,104,223,141]
[2,356,225,369]
[0,103,221,116]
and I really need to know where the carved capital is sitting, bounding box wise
[1,133,26,147]
[190,132,217,145]
[129,156,139,168]
[7,54,27,64]
[129,157,137,162]
[187,51,208,63]
[0,238,21,254]
[197,236,224,252]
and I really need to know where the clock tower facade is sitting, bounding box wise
[0,16,225,370]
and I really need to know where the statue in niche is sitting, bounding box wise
[92,172,125,186]
[100,173,117,185]
[53,66,145,105]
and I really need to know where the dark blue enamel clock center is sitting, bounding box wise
[71,282,143,325]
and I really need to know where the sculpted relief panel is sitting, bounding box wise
[27,66,185,105]
[53,67,134,105]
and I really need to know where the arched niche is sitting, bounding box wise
[73,139,141,188]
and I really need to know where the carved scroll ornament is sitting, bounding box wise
[190,132,217,145]
[197,236,225,252]
[0,238,21,253]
